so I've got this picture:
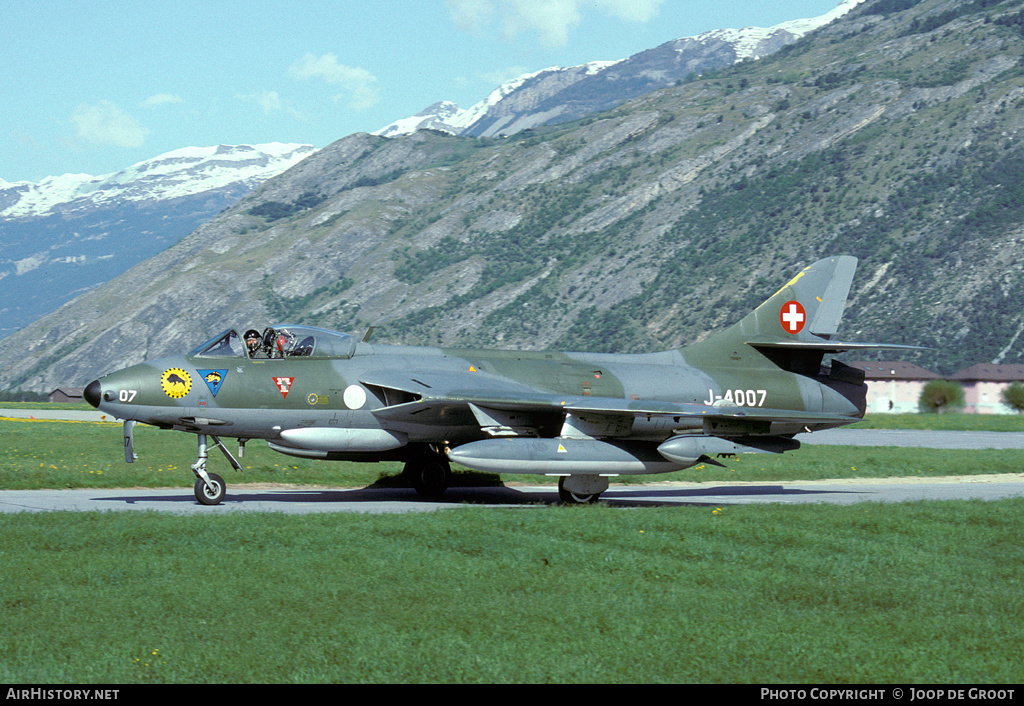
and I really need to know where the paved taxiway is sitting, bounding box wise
[797,427,1024,449]
[1,477,1023,515]
[2,411,1023,514]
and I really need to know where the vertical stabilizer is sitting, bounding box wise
[751,255,857,341]
[682,256,858,368]
[804,256,857,336]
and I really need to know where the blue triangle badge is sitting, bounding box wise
[197,369,228,397]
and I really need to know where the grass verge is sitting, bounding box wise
[2,417,1022,491]
[850,413,1024,432]
[2,413,1022,683]
[0,501,1021,683]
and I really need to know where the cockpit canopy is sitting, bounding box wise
[189,325,358,360]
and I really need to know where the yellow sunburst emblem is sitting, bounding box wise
[161,368,192,399]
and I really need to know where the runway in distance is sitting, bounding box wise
[84,256,916,505]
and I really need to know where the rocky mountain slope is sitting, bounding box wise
[0,3,856,343]
[374,0,864,139]
[0,143,315,337]
[4,0,1024,391]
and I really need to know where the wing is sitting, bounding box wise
[565,397,857,425]
[361,369,565,434]
[361,369,857,439]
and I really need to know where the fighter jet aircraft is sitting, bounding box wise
[84,255,913,505]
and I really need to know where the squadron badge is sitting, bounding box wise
[161,368,192,399]
[273,376,295,399]
[197,369,227,397]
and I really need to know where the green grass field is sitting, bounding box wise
[2,415,1023,490]
[850,412,1024,432]
[1,502,1021,683]
[1,411,1022,683]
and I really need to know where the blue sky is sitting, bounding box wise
[2,0,847,183]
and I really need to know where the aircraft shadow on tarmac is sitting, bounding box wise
[93,483,864,510]
[95,486,554,508]
[608,485,863,506]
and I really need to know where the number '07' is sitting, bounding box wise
[118,389,137,402]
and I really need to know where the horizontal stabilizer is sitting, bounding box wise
[747,340,927,352]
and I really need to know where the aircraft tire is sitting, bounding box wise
[194,473,226,506]
[558,477,600,505]
[405,451,452,497]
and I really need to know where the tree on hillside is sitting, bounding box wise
[918,380,965,414]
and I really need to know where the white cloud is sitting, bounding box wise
[289,53,379,110]
[504,0,581,46]
[447,0,493,33]
[237,90,310,122]
[447,0,662,46]
[595,0,663,23]
[478,65,531,87]
[239,90,285,114]
[141,93,184,108]
[70,101,148,148]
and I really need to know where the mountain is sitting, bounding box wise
[0,143,315,337]
[374,0,866,139]
[5,0,1024,393]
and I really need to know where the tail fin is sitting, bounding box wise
[685,255,920,371]
[683,256,861,375]
[745,255,858,343]
[682,256,923,417]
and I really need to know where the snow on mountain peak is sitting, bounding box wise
[0,143,316,218]
[373,0,866,139]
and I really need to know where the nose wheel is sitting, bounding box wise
[194,472,226,505]
[190,434,238,505]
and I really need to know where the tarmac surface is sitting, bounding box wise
[2,409,1023,514]
[797,427,1024,449]
[1,477,1023,515]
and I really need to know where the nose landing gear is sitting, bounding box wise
[194,470,226,506]
[190,434,241,506]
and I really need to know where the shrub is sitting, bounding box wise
[1001,381,1024,413]
[919,380,965,413]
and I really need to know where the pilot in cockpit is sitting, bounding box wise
[244,329,265,358]
[257,327,296,358]
[242,326,318,358]
[270,328,295,358]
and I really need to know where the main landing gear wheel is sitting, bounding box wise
[194,472,226,506]
[404,447,452,497]
[557,476,605,505]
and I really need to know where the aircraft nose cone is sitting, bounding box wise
[84,379,102,409]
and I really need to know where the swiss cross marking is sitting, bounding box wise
[780,301,806,334]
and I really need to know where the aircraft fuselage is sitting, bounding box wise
[84,256,904,504]
[88,340,860,451]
